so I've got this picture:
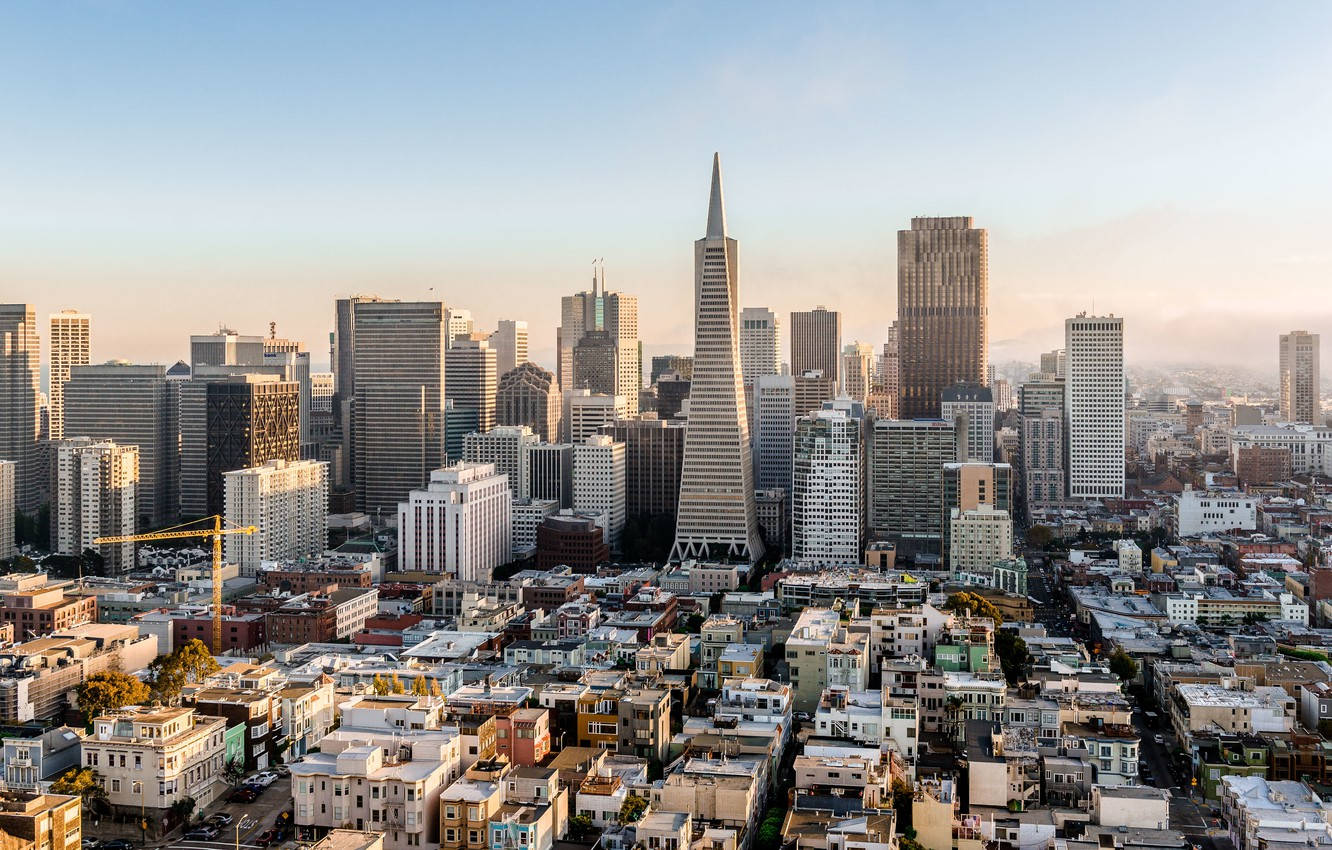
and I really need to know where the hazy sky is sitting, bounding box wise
[4,2,1332,375]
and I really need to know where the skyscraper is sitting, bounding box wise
[445,338,498,434]
[573,435,626,549]
[444,307,474,349]
[54,438,139,573]
[463,425,538,497]
[1065,314,1125,499]
[753,374,795,493]
[0,461,13,560]
[792,406,864,566]
[1018,379,1066,508]
[670,154,763,562]
[940,383,995,463]
[602,417,685,520]
[897,217,988,418]
[841,342,875,403]
[558,267,640,415]
[47,310,90,441]
[739,307,781,387]
[869,418,958,553]
[0,305,40,513]
[489,319,529,378]
[497,362,560,442]
[397,462,511,580]
[205,377,301,515]
[352,300,446,515]
[333,295,383,489]
[225,458,329,577]
[1279,330,1321,425]
[190,329,265,371]
[790,307,842,391]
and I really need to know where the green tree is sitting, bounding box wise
[890,777,913,829]
[149,639,221,704]
[617,795,648,824]
[943,592,1003,626]
[51,767,109,814]
[174,639,221,682]
[754,807,786,850]
[222,757,246,786]
[568,814,595,840]
[995,629,1032,685]
[1025,525,1054,548]
[1108,648,1139,683]
[1242,612,1269,625]
[77,670,151,722]
[168,796,197,825]
[675,613,705,634]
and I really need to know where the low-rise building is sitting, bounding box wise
[786,608,871,712]
[83,707,229,816]
[0,791,82,850]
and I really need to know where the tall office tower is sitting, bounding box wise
[654,376,690,420]
[571,331,617,394]
[351,300,446,515]
[54,438,138,573]
[651,355,693,384]
[573,435,626,548]
[940,383,995,463]
[1022,409,1065,508]
[444,307,474,349]
[204,377,300,516]
[0,305,39,513]
[1039,349,1066,378]
[869,418,958,554]
[523,442,574,508]
[841,342,875,403]
[262,348,312,447]
[792,407,864,566]
[1280,330,1322,425]
[332,295,384,484]
[489,320,529,378]
[790,307,842,391]
[497,363,560,442]
[671,155,763,562]
[47,310,90,441]
[224,459,328,577]
[443,399,479,463]
[0,460,12,559]
[445,338,498,434]
[65,363,179,528]
[463,425,539,497]
[558,268,641,415]
[602,417,685,519]
[753,375,796,493]
[1065,314,1125,499]
[190,329,265,371]
[740,307,781,387]
[793,371,837,419]
[897,217,988,418]
[879,322,899,388]
[397,462,512,580]
[311,373,334,413]
[940,462,1012,566]
[563,391,627,444]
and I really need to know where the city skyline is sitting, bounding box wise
[6,3,1332,372]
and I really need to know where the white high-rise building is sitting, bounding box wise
[0,305,40,514]
[224,458,329,577]
[397,462,512,581]
[753,374,795,493]
[463,425,539,498]
[444,307,474,349]
[558,268,640,415]
[1279,330,1321,425]
[739,307,781,387]
[563,390,627,444]
[941,383,995,463]
[47,310,90,441]
[841,342,875,403]
[490,319,530,378]
[573,435,626,548]
[671,154,764,562]
[0,460,14,560]
[792,406,863,566]
[949,504,1013,584]
[55,438,138,573]
[1065,314,1125,499]
[310,372,334,413]
[445,338,498,433]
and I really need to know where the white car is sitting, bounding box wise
[247,771,279,787]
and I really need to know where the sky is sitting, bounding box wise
[4,1,1332,376]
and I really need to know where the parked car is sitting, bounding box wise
[100,841,135,850]
[274,764,291,777]
[207,813,233,827]
[186,826,220,840]
[1154,734,1166,744]
[247,771,279,787]
[82,840,99,850]
[256,829,279,846]
[230,788,260,804]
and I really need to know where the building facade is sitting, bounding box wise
[53,438,138,572]
[0,305,40,513]
[224,459,329,577]
[1065,314,1125,499]
[47,310,90,442]
[1279,330,1321,425]
[496,363,560,443]
[791,308,842,392]
[941,383,995,463]
[445,338,498,435]
[792,407,863,566]
[572,436,626,548]
[739,307,781,387]
[397,463,512,581]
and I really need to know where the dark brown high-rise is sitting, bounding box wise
[897,217,988,418]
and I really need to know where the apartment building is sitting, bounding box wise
[83,707,228,814]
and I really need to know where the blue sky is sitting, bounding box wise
[3,1,1331,372]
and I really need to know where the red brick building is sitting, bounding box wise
[173,612,267,651]
[535,515,609,573]
[1235,446,1293,486]
[0,585,97,639]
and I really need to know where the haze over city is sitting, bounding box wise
[6,1,1332,370]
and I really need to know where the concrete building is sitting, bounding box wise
[445,338,498,434]
[948,505,1013,586]
[84,706,229,814]
[786,608,871,712]
[398,463,512,581]
[352,300,447,515]
[558,269,640,415]
[792,407,864,566]
[791,307,842,392]
[941,462,1012,566]
[1279,330,1321,425]
[941,383,995,463]
[869,418,957,553]
[53,439,138,573]
[489,319,529,378]
[573,436,625,548]
[311,371,334,413]
[1021,407,1065,508]
[601,417,684,520]
[535,512,608,572]
[841,341,875,403]
[1066,314,1125,499]
[0,461,13,560]
[651,354,693,384]
[794,370,838,419]
[562,391,626,445]
[47,310,90,442]
[511,498,559,556]
[202,376,301,516]
[1174,489,1257,537]
[496,363,560,443]
[64,363,178,528]
[739,307,781,387]
[190,329,264,370]
[444,307,474,349]
[523,442,573,508]
[0,791,81,850]
[0,305,40,513]
[753,374,796,493]
[464,425,539,498]
[897,218,988,419]
[224,459,329,577]
[671,155,763,563]
[617,689,671,764]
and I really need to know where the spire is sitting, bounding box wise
[706,152,727,239]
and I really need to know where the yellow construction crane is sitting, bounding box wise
[95,515,256,655]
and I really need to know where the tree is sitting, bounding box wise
[1242,612,1269,625]
[411,675,428,696]
[995,629,1031,685]
[51,767,109,814]
[675,613,705,634]
[390,673,405,694]
[429,679,443,698]
[174,639,221,682]
[1108,648,1139,683]
[372,674,390,695]
[617,795,648,824]
[77,671,150,722]
[1025,525,1054,548]
[222,757,246,786]
[149,639,221,704]
[891,777,913,829]
[568,814,595,840]
[943,592,1003,626]
[168,796,197,825]
[754,807,786,850]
